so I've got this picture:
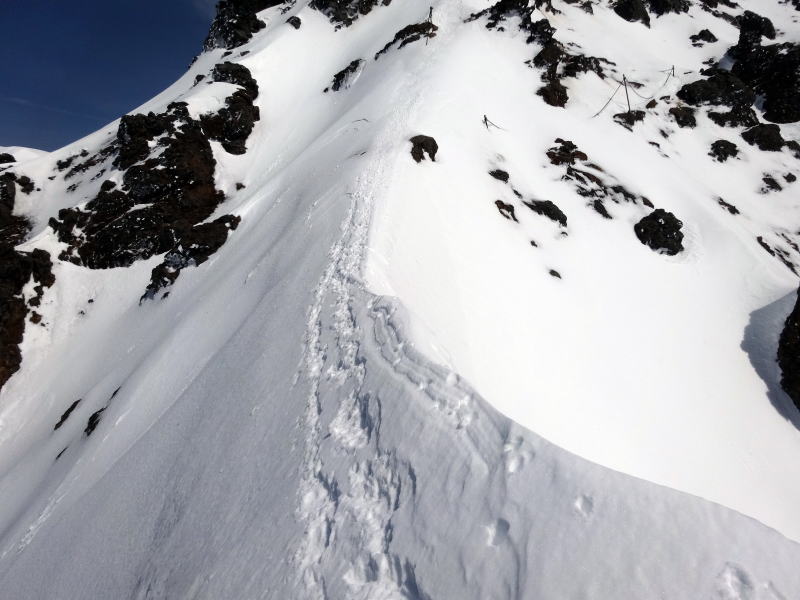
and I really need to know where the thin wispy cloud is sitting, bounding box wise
[1,97,109,122]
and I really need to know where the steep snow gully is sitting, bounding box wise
[1,0,800,597]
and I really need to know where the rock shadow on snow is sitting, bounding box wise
[741,291,800,430]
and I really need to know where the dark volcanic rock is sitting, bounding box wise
[727,11,800,123]
[495,200,518,222]
[489,169,510,183]
[467,0,556,45]
[51,96,245,299]
[409,135,438,162]
[524,199,567,227]
[677,69,755,109]
[84,407,106,436]
[143,216,241,301]
[0,154,15,164]
[669,106,696,128]
[324,59,364,92]
[707,105,759,128]
[634,208,684,255]
[741,124,785,151]
[375,22,438,59]
[201,90,261,154]
[716,197,739,214]
[287,15,301,29]
[204,0,284,50]
[690,29,718,45]
[546,138,588,165]
[0,247,55,390]
[537,79,569,107]
[613,0,650,26]
[209,62,259,99]
[709,139,739,162]
[778,287,800,412]
[311,0,393,28]
[613,110,645,130]
[200,63,261,154]
[54,399,81,431]
[648,0,689,15]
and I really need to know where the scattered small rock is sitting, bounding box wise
[690,29,718,45]
[523,199,567,227]
[613,110,645,130]
[489,169,509,183]
[495,200,518,222]
[716,197,739,214]
[709,139,739,162]
[668,106,696,128]
[287,15,301,28]
[548,269,562,279]
[54,399,81,431]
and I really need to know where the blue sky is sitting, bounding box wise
[0,0,218,151]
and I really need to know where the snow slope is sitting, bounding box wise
[0,0,798,597]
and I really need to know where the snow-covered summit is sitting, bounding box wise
[1,0,800,597]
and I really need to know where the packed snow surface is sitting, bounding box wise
[0,0,799,597]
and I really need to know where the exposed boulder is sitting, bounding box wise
[669,106,696,128]
[287,15,301,29]
[778,287,800,412]
[742,124,785,151]
[409,135,438,162]
[613,0,650,26]
[634,208,684,255]
[0,154,15,164]
[709,139,739,162]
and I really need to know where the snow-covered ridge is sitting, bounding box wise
[0,0,798,597]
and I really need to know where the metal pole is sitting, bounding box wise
[623,75,631,113]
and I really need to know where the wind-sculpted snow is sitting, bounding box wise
[1,0,800,596]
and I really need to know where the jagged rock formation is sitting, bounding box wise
[324,59,364,92]
[50,63,254,300]
[204,0,284,50]
[310,0,394,28]
[375,22,438,59]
